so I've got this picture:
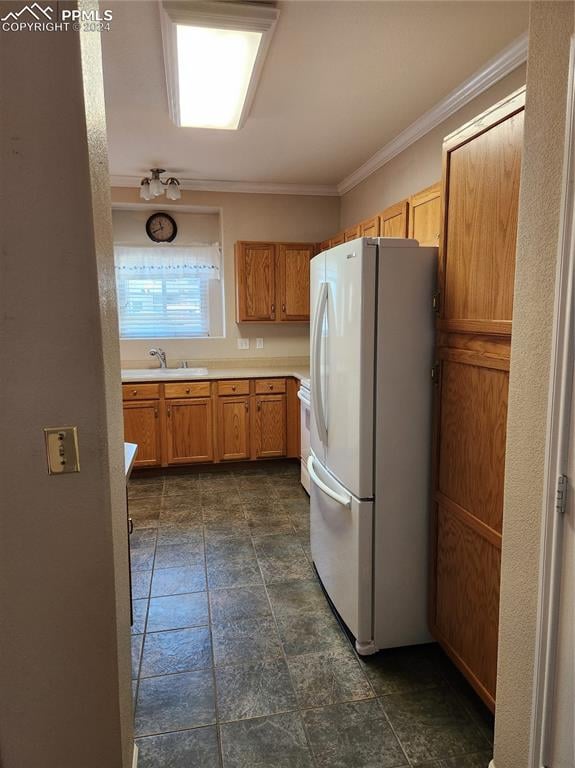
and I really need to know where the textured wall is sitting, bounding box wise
[112,187,340,366]
[0,5,131,767]
[339,67,526,228]
[494,4,574,767]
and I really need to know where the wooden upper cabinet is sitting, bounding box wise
[235,242,277,322]
[165,398,213,465]
[379,200,409,238]
[344,225,360,242]
[218,396,250,461]
[442,101,524,331]
[318,239,331,252]
[253,394,287,458]
[330,233,345,247]
[409,183,441,246]
[278,243,314,321]
[123,400,161,468]
[359,216,379,237]
[235,241,315,323]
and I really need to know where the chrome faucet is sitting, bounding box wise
[149,347,167,368]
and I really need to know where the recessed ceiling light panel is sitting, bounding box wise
[161,1,279,130]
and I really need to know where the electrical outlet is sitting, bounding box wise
[256,338,264,349]
[237,338,250,350]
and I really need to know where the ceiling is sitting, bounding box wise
[101,0,528,189]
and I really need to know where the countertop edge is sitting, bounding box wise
[121,368,310,384]
[124,442,138,482]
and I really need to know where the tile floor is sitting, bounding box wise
[129,461,494,768]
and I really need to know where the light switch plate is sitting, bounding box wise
[256,338,264,349]
[237,338,249,350]
[44,427,80,474]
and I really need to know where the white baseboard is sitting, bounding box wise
[132,742,138,768]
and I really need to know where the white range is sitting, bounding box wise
[308,237,436,654]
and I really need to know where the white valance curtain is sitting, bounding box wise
[114,243,221,279]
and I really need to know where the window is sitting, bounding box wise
[114,244,221,339]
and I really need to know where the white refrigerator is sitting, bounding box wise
[308,237,436,654]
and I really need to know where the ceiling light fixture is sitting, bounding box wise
[161,1,279,130]
[140,168,182,201]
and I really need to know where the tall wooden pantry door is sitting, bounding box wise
[429,87,525,711]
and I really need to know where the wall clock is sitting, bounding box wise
[146,212,177,243]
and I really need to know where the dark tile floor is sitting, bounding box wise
[129,461,494,768]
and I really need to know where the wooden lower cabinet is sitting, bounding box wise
[217,396,251,461]
[253,394,287,458]
[166,398,213,464]
[123,400,161,468]
[123,377,299,468]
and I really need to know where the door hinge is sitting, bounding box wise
[556,474,568,515]
[431,362,440,385]
[432,290,440,314]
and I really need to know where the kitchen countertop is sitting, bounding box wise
[121,367,310,384]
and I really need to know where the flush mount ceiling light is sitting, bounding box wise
[140,168,182,201]
[161,1,279,130]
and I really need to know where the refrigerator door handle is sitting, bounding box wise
[311,281,329,445]
[307,455,351,508]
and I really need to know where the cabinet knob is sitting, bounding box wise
[271,304,275,314]
[232,385,236,391]
[186,388,190,394]
[282,304,286,313]
[132,389,137,395]
[167,406,171,417]
[268,384,273,390]
[245,401,249,412]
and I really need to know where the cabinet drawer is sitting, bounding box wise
[255,378,286,394]
[122,383,160,400]
[165,381,211,399]
[217,379,250,396]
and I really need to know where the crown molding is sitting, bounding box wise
[337,32,528,195]
[110,175,339,197]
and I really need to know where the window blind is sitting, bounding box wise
[114,244,220,339]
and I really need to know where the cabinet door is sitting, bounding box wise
[235,242,276,322]
[330,233,345,247]
[166,398,213,465]
[344,225,360,242]
[253,394,287,458]
[409,183,441,246]
[359,217,379,237]
[278,243,314,321]
[218,396,250,461]
[123,400,161,467]
[379,200,408,238]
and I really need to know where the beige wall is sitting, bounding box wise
[494,4,574,767]
[112,208,220,245]
[0,7,132,768]
[112,188,339,367]
[340,66,526,229]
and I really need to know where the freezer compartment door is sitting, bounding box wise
[324,239,376,498]
[308,451,373,647]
